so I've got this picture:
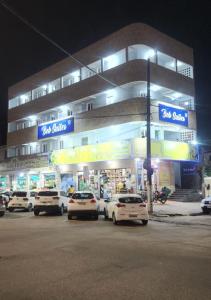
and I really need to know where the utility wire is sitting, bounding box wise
[1,0,194,109]
[0,1,196,121]
[0,0,118,88]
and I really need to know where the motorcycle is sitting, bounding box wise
[153,190,168,204]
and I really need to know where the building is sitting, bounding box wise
[0,23,198,196]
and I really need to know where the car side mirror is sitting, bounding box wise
[104,199,110,203]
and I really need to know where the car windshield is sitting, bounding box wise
[30,192,37,197]
[119,197,143,203]
[38,191,58,197]
[72,193,94,200]
[12,192,27,197]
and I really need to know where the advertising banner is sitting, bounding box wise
[38,117,74,139]
[50,140,131,165]
[159,104,188,127]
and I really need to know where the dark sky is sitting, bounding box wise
[0,0,211,145]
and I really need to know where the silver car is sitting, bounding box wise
[0,195,6,217]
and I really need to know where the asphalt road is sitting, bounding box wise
[0,211,210,300]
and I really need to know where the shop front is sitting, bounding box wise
[50,138,198,197]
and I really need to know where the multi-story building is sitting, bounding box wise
[0,23,198,196]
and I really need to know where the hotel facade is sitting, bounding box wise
[0,23,198,197]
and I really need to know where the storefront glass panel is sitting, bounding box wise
[29,174,40,190]
[17,175,27,190]
[100,169,135,198]
[61,173,76,193]
[44,174,56,189]
[0,176,8,191]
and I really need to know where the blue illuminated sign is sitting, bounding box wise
[38,117,74,139]
[159,104,188,126]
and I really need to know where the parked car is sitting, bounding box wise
[34,190,68,216]
[0,195,6,217]
[0,192,10,208]
[8,191,35,212]
[104,193,149,225]
[68,191,99,220]
[201,197,211,214]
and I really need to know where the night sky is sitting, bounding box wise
[0,0,210,146]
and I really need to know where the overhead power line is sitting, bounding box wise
[0,1,196,113]
[0,0,118,88]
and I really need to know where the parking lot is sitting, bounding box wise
[0,211,211,300]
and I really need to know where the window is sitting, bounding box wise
[128,44,156,63]
[155,130,160,140]
[157,51,176,71]
[103,49,126,71]
[19,92,31,105]
[59,140,64,149]
[118,197,143,203]
[9,96,20,109]
[48,78,61,93]
[81,60,101,80]
[81,137,88,146]
[177,60,193,78]
[62,70,80,88]
[87,103,93,111]
[42,143,48,153]
[72,193,94,200]
[38,191,58,197]
[32,85,47,100]
[12,192,27,197]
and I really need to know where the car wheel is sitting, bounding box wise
[34,209,39,216]
[68,213,72,220]
[202,207,210,214]
[8,208,14,212]
[142,220,148,225]
[104,209,108,220]
[0,211,5,217]
[112,213,118,225]
[27,204,33,212]
[58,205,64,216]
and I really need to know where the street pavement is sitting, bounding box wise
[0,210,210,300]
[152,200,211,226]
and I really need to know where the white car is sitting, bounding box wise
[201,197,211,214]
[8,191,35,212]
[104,193,149,225]
[68,191,99,220]
[34,190,68,216]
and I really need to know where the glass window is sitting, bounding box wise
[38,191,58,197]
[12,191,27,197]
[81,60,101,80]
[9,96,20,109]
[48,78,61,93]
[32,85,48,100]
[177,60,193,78]
[103,49,126,71]
[72,193,94,200]
[128,44,156,62]
[62,70,80,88]
[157,51,176,71]
[19,92,31,105]
[118,197,143,203]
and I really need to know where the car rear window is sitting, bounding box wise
[38,191,58,197]
[119,197,143,203]
[72,193,94,200]
[12,192,27,197]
